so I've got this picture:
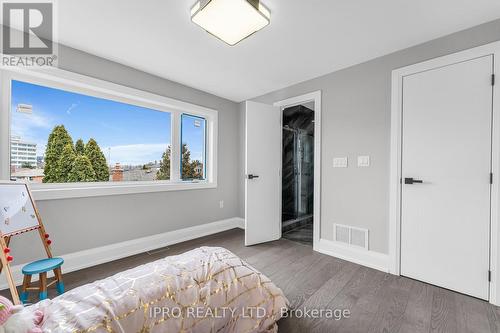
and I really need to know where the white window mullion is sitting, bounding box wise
[207,114,218,184]
[1,73,10,181]
[171,112,181,182]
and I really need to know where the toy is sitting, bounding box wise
[0,295,43,333]
[0,182,61,304]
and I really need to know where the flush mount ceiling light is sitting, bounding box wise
[191,0,271,46]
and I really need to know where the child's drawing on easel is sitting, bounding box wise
[0,181,56,304]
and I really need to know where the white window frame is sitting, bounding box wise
[0,67,218,200]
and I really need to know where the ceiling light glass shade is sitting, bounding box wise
[191,0,270,46]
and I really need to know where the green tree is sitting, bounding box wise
[181,143,194,179]
[43,125,74,183]
[75,139,85,155]
[156,145,171,180]
[67,155,96,182]
[58,144,77,182]
[84,138,109,182]
[180,144,204,180]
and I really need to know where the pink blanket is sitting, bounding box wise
[28,247,288,332]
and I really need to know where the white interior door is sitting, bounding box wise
[245,101,281,246]
[401,55,493,300]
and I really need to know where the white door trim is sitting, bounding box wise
[274,91,322,250]
[390,41,500,305]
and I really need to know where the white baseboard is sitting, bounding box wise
[236,217,245,229]
[0,217,245,291]
[314,239,389,273]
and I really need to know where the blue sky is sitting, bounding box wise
[11,80,205,165]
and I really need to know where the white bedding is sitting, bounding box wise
[27,247,288,333]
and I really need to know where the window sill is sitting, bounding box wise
[30,181,217,201]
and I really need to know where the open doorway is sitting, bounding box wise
[245,92,320,248]
[281,103,314,245]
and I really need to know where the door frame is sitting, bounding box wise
[274,91,322,249]
[389,41,500,305]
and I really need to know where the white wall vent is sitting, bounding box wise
[334,223,369,250]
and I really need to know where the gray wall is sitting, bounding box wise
[10,45,241,263]
[247,19,500,254]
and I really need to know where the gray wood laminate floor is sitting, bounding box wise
[3,228,500,332]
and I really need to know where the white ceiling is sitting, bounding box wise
[58,0,500,102]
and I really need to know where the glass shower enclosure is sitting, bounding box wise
[282,127,314,226]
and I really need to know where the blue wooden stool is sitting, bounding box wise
[20,258,64,303]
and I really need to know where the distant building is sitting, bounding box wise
[111,163,124,182]
[10,136,37,168]
[194,164,203,175]
[110,163,160,182]
[37,156,45,169]
[11,168,44,183]
[121,168,158,181]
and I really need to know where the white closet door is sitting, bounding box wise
[401,55,493,300]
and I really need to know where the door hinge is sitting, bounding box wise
[489,270,492,282]
[492,74,496,86]
[491,173,494,185]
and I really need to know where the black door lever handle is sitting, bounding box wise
[405,177,423,184]
[247,174,259,180]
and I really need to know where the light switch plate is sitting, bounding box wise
[333,157,348,168]
[357,155,370,167]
